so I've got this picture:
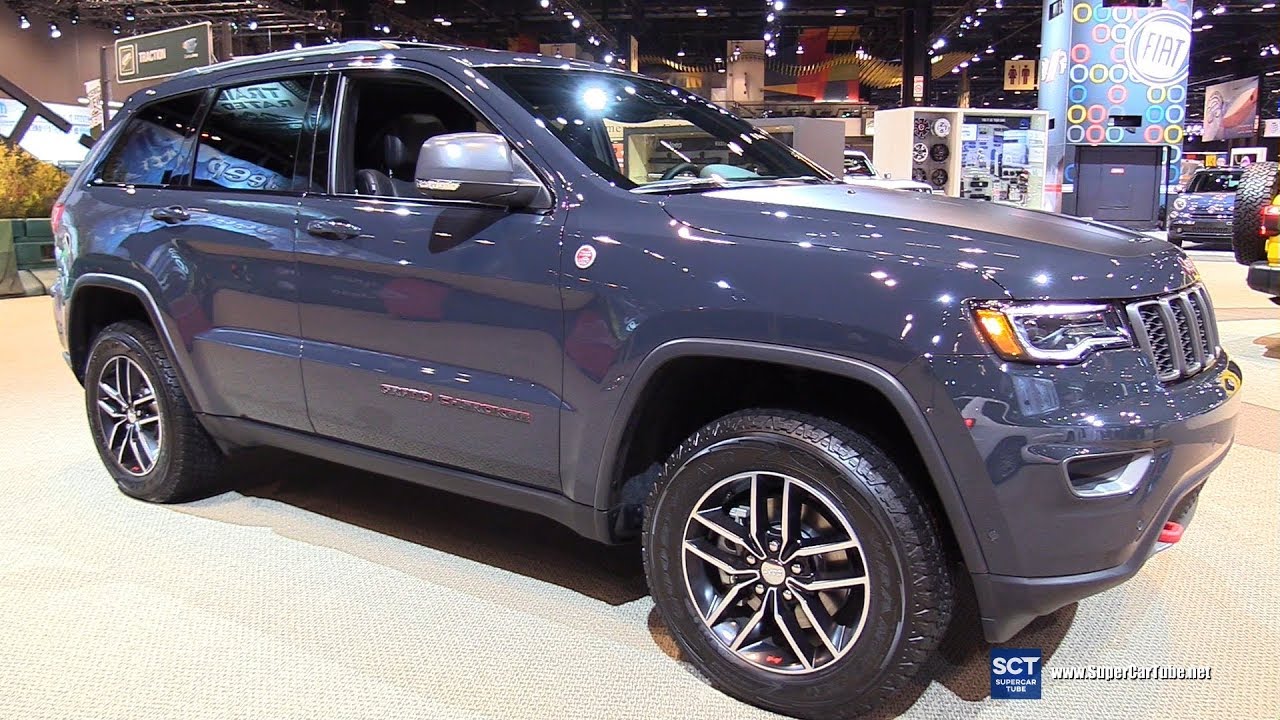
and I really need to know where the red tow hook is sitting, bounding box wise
[1159,521,1185,544]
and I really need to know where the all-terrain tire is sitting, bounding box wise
[1233,161,1279,265]
[643,409,953,719]
[84,320,226,502]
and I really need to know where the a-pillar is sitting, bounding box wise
[900,0,931,107]
[1038,0,1193,216]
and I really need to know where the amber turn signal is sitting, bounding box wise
[974,308,1025,360]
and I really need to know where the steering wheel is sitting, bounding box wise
[661,162,702,181]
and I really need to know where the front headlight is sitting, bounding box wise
[973,302,1131,363]
[1172,196,1188,211]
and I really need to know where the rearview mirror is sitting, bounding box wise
[415,132,543,208]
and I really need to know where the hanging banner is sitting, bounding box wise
[1203,77,1258,142]
[115,22,213,84]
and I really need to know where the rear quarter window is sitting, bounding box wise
[92,92,204,186]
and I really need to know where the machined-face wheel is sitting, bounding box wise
[681,470,871,675]
[95,355,163,477]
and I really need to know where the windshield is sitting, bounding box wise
[1186,171,1241,193]
[480,67,833,191]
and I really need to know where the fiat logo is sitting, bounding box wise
[1125,11,1191,87]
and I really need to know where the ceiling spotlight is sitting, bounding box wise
[796,44,803,55]
[1192,8,1204,18]
[440,19,451,25]
[696,7,708,16]
[932,38,946,49]
[1212,54,1230,62]
[69,9,80,24]
[994,0,1003,7]
[773,0,785,10]
[571,17,580,27]
[246,17,258,30]
[293,40,303,49]
[763,31,772,41]
[433,15,446,22]
[985,46,994,54]
[1211,3,1226,14]
[603,52,614,63]
[766,12,775,21]
[49,22,61,38]
[123,5,135,21]
[540,0,550,6]
[18,13,30,29]
[112,23,121,34]
[393,0,405,3]
[1250,6,1264,10]
[835,8,847,16]
[676,47,686,57]
[382,24,392,34]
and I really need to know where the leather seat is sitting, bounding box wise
[355,113,447,197]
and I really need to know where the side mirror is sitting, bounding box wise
[415,132,543,208]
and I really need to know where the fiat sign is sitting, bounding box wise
[1124,10,1191,87]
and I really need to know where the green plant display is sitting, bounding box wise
[0,142,70,219]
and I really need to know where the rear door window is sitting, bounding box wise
[192,79,310,192]
[93,92,204,186]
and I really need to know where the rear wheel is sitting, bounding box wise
[1233,161,1279,265]
[643,410,953,719]
[85,320,226,502]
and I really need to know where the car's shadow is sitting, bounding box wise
[213,447,648,606]
[208,447,1074,713]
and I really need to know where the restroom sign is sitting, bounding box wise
[1004,59,1037,91]
[1124,10,1191,87]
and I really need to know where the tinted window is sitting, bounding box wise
[192,79,309,192]
[94,92,203,186]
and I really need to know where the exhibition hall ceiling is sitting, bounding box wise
[2,0,1276,116]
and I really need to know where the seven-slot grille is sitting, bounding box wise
[1125,285,1219,383]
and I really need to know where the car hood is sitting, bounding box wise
[1175,192,1234,214]
[660,183,1196,300]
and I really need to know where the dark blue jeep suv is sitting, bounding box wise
[51,41,1241,719]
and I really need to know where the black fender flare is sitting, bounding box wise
[591,338,989,573]
[68,272,209,414]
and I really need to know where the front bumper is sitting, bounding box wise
[1246,261,1280,296]
[1169,218,1231,241]
[901,349,1241,642]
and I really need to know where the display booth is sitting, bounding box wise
[872,107,1051,209]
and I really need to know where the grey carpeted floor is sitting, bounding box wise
[1,253,1276,719]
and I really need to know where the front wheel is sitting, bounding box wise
[643,410,953,719]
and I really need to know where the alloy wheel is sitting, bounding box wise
[681,470,871,675]
[96,355,163,476]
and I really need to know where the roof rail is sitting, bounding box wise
[174,40,399,79]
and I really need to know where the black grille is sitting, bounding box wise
[1126,285,1219,383]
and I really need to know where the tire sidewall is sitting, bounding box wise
[647,430,912,712]
[84,328,174,498]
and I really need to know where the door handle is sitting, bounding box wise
[150,205,190,224]
[306,219,364,240]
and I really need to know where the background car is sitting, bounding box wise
[1233,161,1280,298]
[1167,167,1242,247]
[842,149,935,193]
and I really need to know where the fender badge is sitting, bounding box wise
[574,244,597,269]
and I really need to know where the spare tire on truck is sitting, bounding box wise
[1233,161,1279,265]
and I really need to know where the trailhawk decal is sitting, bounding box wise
[379,383,532,424]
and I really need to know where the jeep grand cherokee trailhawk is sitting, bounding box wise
[51,42,1240,719]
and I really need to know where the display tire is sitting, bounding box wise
[84,320,226,503]
[1233,161,1279,265]
[643,409,953,720]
